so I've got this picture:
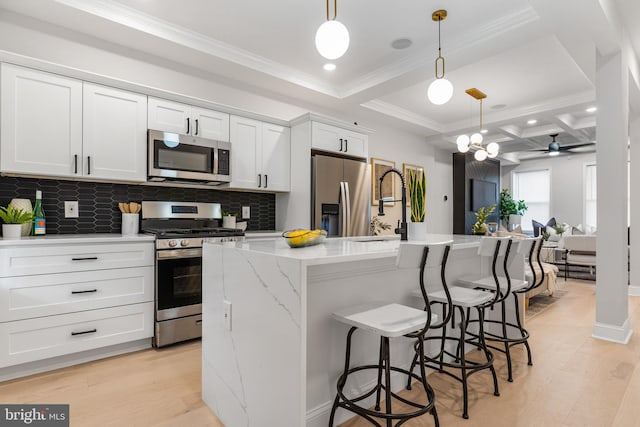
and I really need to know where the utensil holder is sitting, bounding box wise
[121,213,140,235]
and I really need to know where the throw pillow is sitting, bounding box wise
[532,217,557,237]
[572,226,585,235]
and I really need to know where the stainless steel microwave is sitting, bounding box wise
[148,129,231,185]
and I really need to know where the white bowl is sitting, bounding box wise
[236,221,248,231]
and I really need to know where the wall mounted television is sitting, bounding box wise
[470,179,497,211]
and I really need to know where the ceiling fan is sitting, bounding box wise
[533,134,595,156]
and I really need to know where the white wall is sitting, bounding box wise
[501,152,596,227]
[0,12,453,233]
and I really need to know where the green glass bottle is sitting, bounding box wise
[32,190,46,236]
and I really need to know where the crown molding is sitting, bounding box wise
[289,113,374,134]
[52,0,340,97]
[360,100,444,132]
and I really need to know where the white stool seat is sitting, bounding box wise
[457,275,529,293]
[332,303,436,338]
[416,286,494,308]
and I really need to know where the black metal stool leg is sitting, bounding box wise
[406,344,419,390]
[512,292,533,366]
[383,337,392,427]
[478,307,500,397]
[329,327,356,427]
[500,300,514,382]
[458,306,470,420]
[375,337,384,410]
[417,336,440,427]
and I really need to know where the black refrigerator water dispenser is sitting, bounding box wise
[320,204,339,236]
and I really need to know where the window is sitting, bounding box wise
[584,164,596,229]
[512,169,550,233]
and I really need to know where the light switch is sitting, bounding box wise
[242,206,251,219]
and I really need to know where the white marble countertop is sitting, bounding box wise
[0,233,155,246]
[243,231,284,239]
[206,234,482,265]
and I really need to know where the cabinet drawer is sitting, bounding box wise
[0,267,153,322]
[0,302,153,368]
[0,242,154,277]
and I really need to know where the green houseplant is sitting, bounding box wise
[499,189,527,227]
[407,169,426,222]
[472,204,496,235]
[0,205,33,239]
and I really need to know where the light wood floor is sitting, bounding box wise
[1,279,639,427]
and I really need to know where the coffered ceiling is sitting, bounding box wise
[0,0,638,162]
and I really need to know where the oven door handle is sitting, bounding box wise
[157,248,203,259]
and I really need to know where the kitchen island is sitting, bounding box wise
[202,235,524,427]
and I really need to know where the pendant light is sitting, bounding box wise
[315,0,350,60]
[456,88,499,161]
[427,9,453,105]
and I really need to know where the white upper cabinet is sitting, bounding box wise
[229,115,290,192]
[83,83,147,182]
[311,121,368,158]
[148,97,229,142]
[1,63,83,177]
[0,64,148,182]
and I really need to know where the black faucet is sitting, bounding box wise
[377,168,407,241]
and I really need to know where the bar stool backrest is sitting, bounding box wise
[478,237,513,304]
[522,236,544,292]
[396,241,453,332]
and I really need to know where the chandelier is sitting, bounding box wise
[427,9,453,105]
[456,88,499,161]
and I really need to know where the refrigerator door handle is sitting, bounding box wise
[344,181,351,236]
[339,181,346,237]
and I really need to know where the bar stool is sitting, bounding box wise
[328,242,451,427]
[457,237,543,382]
[408,237,504,419]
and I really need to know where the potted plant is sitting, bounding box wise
[499,189,527,230]
[407,169,426,240]
[222,210,237,229]
[0,205,33,239]
[472,204,496,235]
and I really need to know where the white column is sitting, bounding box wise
[630,116,640,295]
[592,50,632,343]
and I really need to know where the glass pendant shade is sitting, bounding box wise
[486,142,499,155]
[456,134,470,152]
[470,132,483,144]
[474,149,488,161]
[315,20,350,60]
[427,78,453,105]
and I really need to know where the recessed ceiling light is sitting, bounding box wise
[586,107,597,113]
[390,38,413,50]
[480,129,488,134]
[491,104,507,110]
[323,63,336,71]
[527,119,538,125]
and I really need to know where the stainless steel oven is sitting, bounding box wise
[142,201,243,348]
[148,129,231,185]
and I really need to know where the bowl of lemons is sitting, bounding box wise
[282,229,327,248]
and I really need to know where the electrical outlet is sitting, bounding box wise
[64,201,79,218]
[223,300,232,331]
[242,206,251,219]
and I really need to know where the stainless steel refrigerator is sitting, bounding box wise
[311,153,370,237]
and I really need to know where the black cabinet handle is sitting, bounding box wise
[264,174,268,188]
[74,154,78,174]
[71,289,97,294]
[195,119,199,135]
[71,257,98,261]
[257,174,262,188]
[345,139,348,152]
[195,320,202,325]
[71,328,97,336]
[186,117,190,134]
[87,156,91,175]
[339,138,343,151]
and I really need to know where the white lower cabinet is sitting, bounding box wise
[0,302,153,368]
[0,239,154,371]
